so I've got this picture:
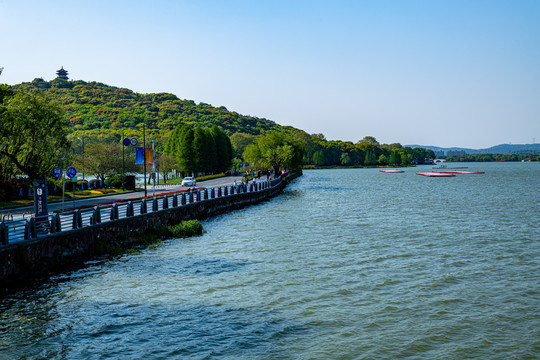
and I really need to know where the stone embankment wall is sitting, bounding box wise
[0,174,296,291]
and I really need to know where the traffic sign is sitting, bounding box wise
[131,138,138,146]
[66,166,77,178]
[245,162,249,167]
[123,138,130,146]
[52,167,62,178]
[239,163,243,167]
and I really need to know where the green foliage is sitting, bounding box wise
[195,173,226,182]
[7,79,436,172]
[107,175,123,188]
[169,220,204,238]
[230,132,256,157]
[165,124,232,176]
[13,79,284,137]
[0,84,14,104]
[244,132,305,175]
[0,89,70,180]
[446,153,540,162]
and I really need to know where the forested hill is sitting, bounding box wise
[13,78,298,137]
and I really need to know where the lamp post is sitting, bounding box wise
[122,131,125,191]
[77,136,85,180]
[143,124,147,197]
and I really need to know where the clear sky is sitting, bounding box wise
[1,0,539,149]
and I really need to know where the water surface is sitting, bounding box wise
[1,162,539,359]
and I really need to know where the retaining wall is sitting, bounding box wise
[0,179,287,290]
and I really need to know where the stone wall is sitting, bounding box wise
[0,182,285,291]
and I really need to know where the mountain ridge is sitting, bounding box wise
[407,144,540,155]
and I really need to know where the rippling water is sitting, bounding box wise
[1,162,539,359]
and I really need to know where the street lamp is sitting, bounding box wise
[77,136,84,180]
[122,131,125,191]
[143,124,147,197]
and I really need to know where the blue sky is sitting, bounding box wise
[1,0,539,148]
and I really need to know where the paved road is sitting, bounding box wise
[2,175,247,219]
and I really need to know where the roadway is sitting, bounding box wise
[2,175,246,219]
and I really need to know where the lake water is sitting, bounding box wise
[0,162,538,359]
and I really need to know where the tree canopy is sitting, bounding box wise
[164,124,232,176]
[0,89,70,180]
[243,132,305,175]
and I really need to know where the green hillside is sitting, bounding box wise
[13,78,298,138]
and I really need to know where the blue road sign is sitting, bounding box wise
[239,163,243,167]
[123,138,130,146]
[245,162,249,167]
[131,138,138,146]
[66,166,77,178]
[52,167,62,178]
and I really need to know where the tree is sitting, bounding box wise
[244,132,304,176]
[165,124,233,177]
[82,143,123,183]
[340,152,352,165]
[357,136,380,146]
[364,150,377,165]
[230,132,256,158]
[389,150,401,165]
[0,84,14,104]
[157,154,177,183]
[211,126,232,173]
[0,90,70,180]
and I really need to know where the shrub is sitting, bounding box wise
[169,220,203,238]
[107,175,122,189]
[77,179,89,190]
[195,173,226,182]
[89,179,103,189]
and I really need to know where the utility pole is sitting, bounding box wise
[122,130,125,191]
[152,140,156,197]
[143,124,147,197]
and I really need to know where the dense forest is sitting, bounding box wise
[13,78,293,139]
[11,78,435,169]
[446,153,539,162]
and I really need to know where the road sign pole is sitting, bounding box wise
[62,174,65,211]
[122,131,125,192]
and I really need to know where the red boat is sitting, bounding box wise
[416,172,456,177]
[433,170,484,174]
[379,169,404,173]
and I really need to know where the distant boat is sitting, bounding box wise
[379,169,404,173]
[433,170,484,174]
[416,172,456,177]
[432,166,468,169]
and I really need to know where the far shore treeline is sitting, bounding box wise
[2,77,535,198]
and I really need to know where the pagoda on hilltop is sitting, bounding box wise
[56,66,69,80]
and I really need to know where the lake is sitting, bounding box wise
[0,162,538,359]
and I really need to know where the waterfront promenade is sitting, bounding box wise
[1,175,245,219]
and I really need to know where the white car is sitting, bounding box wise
[181,177,196,186]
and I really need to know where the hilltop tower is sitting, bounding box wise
[56,66,69,80]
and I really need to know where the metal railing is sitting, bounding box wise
[0,176,284,246]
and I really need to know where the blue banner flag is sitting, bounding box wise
[135,147,144,165]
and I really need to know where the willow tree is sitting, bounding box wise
[243,132,304,176]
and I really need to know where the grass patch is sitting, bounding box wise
[169,220,204,238]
